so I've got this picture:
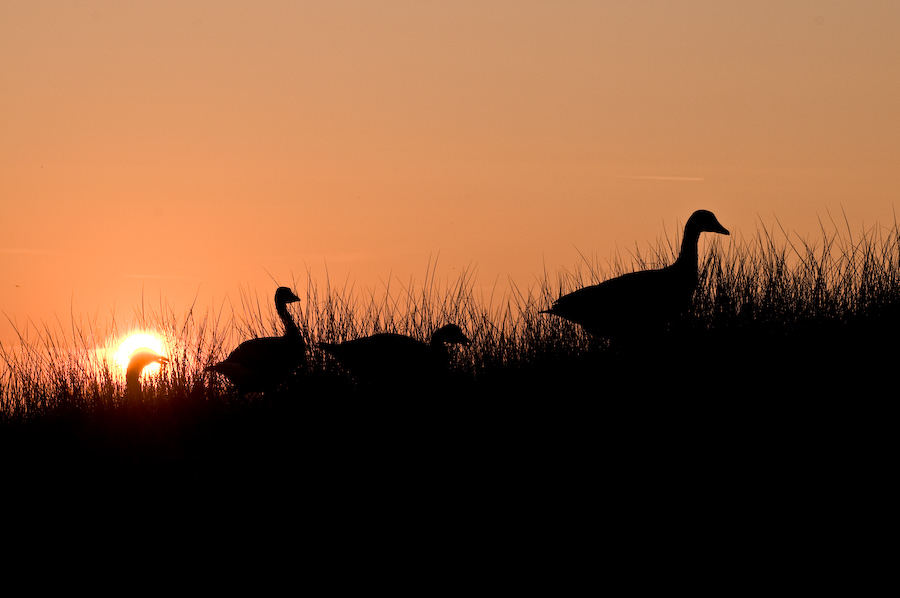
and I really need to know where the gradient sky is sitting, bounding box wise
[2,2,899,345]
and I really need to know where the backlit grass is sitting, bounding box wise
[2,216,897,474]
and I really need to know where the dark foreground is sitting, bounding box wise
[2,336,888,589]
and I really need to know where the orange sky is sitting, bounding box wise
[2,2,899,345]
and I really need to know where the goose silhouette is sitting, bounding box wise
[319,324,471,385]
[543,210,729,339]
[206,286,306,394]
[126,348,168,402]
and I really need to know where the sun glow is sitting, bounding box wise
[114,333,166,375]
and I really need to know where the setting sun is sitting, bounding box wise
[113,333,166,375]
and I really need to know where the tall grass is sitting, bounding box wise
[2,215,899,423]
[705,216,900,329]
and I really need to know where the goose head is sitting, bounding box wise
[274,286,302,307]
[686,210,730,237]
[431,324,471,347]
[127,348,168,375]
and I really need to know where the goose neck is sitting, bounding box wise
[677,227,701,270]
[126,369,143,400]
[126,371,140,390]
[277,301,301,337]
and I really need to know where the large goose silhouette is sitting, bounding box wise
[543,210,729,339]
[319,324,471,386]
[206,286,306,394]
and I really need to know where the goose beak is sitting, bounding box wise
[711,219,730,235]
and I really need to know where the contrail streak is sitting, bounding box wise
[619,175,705,182]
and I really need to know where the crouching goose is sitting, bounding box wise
[206,286,306,394]
[319,324,471,386]
[543,210,729,339]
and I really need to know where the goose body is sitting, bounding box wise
[544,210,729,339]
[126,348,167,401]
[319,324,470,384]
[206,287,306,393]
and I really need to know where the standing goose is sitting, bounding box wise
[319,324,471,386]
[206,286,306,394]
[543,210,729,339]
[126,348,168,402]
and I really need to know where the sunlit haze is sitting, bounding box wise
[2,2,899,346]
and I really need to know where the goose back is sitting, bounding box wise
[548,264,696,338]
[320,324,470,386]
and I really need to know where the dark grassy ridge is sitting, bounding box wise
[1,220,897,486]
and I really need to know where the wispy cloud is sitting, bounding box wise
[619,175,705,182]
